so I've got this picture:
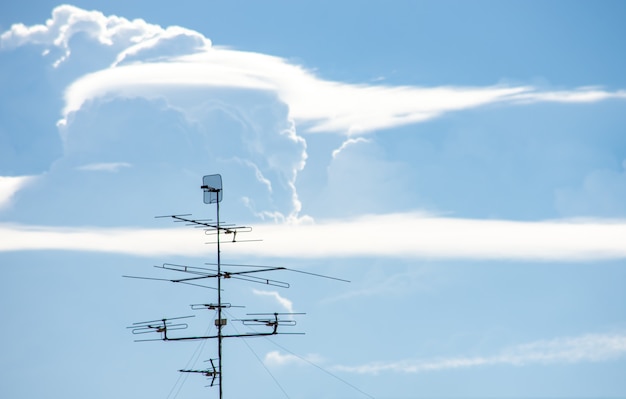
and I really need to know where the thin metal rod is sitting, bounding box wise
[216,195,223,399]
[204,262,351,283]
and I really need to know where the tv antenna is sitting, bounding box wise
[125,174,348,398]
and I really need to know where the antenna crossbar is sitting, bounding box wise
[155,263,291,288]
[158,214,251,235]
[190,303,244,310]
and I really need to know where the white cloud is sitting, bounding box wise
[4,5,626,226]
[252,289,294,313]
[331,137,371,159]
[61,55,626,137]
[513,87,626,104]
[5,6,624,137]
[264,350,301,366]
[0,175,37,209]
[244,213,626,261]
[0,4,164,67]
[332,332,626,374]
[230,158,273,194]
[112,25,208,66]
[76,162,132,172]
[0,224,204,256]
[1,214,625,261]
[264,350,324,367]
[4,6,626,235]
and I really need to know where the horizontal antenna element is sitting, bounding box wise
[180,359,220,387]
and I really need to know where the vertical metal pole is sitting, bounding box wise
[216,194,223,399]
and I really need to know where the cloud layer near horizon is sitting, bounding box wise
[2,214,625,261]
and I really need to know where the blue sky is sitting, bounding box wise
[1,2,626,398]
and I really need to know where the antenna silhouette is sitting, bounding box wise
[180,359,219,387]
[125,174,347,398]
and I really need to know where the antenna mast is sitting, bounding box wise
[125,174,345,398]
[200,174,225,399]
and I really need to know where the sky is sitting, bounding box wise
[1,1,626,398]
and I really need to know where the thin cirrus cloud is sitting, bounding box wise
[76,162,132,172]
[1,214,625,261]
[3,5,626,138]
[252,289,295,313]
[331,137,371,159]
[264,350,324,368]
[331,332,626,375]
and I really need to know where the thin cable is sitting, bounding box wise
[265,337,376,399]
[166,317,214,399]
[225,310,291,399]
[167,337,205,399]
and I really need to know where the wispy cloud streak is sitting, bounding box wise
[333,333,626,374]
[245,214,626,261]
[264,350,324,367]
[252,289,294,313]
[76,162,132,172]
[0,224,204,256]
[1,214,625,260]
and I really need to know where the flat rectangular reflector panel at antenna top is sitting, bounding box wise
[202,174,223,204]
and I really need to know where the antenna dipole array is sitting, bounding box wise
[125,174,346,398]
